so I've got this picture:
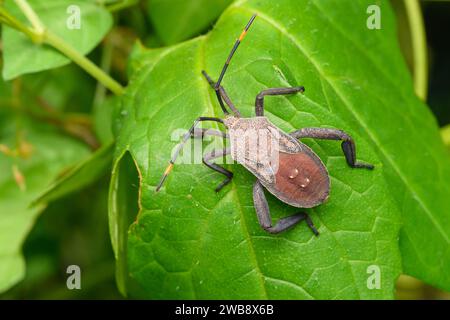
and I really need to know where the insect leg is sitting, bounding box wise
[253,180,319,235]
[156,117,225,191]
[203,148,233,192]
[190,128,229,139]
[290,128,374,169]
[202,71,241,117]
[255,86,305,116]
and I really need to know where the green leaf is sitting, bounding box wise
[146,0,233,45]
[21,64,96,113]
[2,0,113,80]
[32,142,114,206]
[93,96,116,145]
[109,150,140,296]
[110,0,417,299]
[0,98,90,292]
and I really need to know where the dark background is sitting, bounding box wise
[424,2,450,126]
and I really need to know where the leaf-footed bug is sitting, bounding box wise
[156,14,374,235]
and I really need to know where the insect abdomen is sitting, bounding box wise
[272,151,330,208]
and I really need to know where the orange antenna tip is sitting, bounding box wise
[164,163,174,175]
[155,162,174,192]
[238,30,247,41]
[215,14,258,89]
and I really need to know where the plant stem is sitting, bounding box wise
[441,125,450,148]
[106,0,139,13]
[404,0,428,101]
[14,0,44,34]
[0,6,39,41]
[1,1,125,95]
[44,31,124,95]
[93,38,114,107]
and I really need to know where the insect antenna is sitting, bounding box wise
[156,139,189,192]
[156,117,224,192]
[213,14,257,113]
[156,134,191,192]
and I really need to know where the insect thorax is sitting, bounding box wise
[225,116,302,184]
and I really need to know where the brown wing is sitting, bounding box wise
[272,151,330,208]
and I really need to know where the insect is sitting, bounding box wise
[156,14,374,235]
